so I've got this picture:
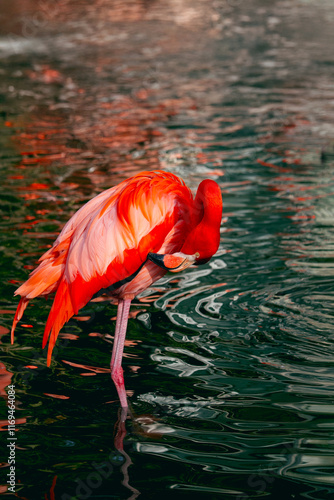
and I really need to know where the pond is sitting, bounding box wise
[1,1,334,499]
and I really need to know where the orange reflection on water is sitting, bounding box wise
[61,360,110,374]
[44,393,70,400]
[0,362,13,400]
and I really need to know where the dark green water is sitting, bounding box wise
[1,1,334,499]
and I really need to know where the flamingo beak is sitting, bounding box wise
[148,252,200,272]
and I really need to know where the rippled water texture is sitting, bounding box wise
[1,1,334,499]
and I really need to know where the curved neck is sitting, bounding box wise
[194,179,223,227]
[181,180,222,260]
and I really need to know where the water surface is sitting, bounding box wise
[1,1,334,499]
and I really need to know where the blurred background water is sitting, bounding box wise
[1,1,334,499]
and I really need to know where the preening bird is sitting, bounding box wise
[11,170,222,407]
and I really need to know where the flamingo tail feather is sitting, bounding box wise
[11,297,30,344]
[42,280,75,366]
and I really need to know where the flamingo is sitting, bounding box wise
[11,170,222,408]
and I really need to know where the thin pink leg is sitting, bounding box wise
[111,298,131,408]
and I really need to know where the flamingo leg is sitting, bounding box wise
[111,298,131,408]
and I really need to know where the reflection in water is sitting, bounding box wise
[114,408,141,499]
[1,0,334,499]
[44,475,57,500]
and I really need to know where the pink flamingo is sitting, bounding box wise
[11,170,222,408]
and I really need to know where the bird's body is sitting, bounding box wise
[11,170,222,407]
